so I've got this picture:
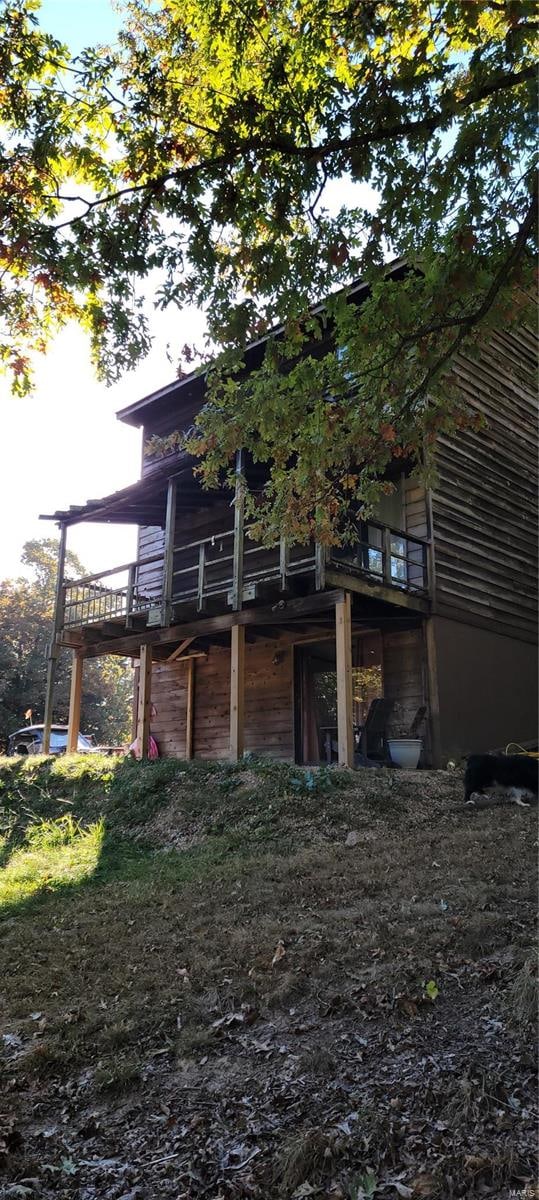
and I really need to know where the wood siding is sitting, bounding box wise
[404,479,428,540]
[382,628,425,739]
[431,326,538,642]
[149,636,294,760]
[137,502,234,603]
[148,626,424,762]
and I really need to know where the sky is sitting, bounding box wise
[0,0,376,583]
[0,0,207,580]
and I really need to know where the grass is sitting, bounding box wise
[0,815,104,909]
[0,753,536,1198]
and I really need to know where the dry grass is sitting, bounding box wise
[0,755,536,1198]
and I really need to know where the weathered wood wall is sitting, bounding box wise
[382,628,425,738]
[136,502,234,604]
[431,326,538,642]
[147,626,424,762]
[404,479,428,540]
[149,636,295,760]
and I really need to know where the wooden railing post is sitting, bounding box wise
[197,542,206,612]
[125,564,136,628]
[335,593,354,768]
[231,450,245,611]
[67,651,84,753]
[161,476,177,626]
[382,526,393,586]
[279,537,289,592]
[137,644,153,758]
[315,543,326,591]
[42,523,68,755]
[229,624,245,760]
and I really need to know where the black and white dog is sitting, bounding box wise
[464,754,539,806]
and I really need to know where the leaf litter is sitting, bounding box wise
[0,760,537,1198]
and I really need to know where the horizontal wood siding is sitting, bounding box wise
[432,326,538,641]
[149,627,424,762]
[404,479,428,540]
[137,503,235,605]
[137,525,164,602]
[244,640,294,759]
[150,660,188,757]
[149,637,294,760]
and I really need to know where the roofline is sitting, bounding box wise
[116,260,408,428]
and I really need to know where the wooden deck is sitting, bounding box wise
[61,518,431,638]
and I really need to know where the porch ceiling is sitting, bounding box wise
[40,453,217,527]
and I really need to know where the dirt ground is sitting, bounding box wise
[0,759,537,1200]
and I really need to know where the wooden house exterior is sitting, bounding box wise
[40,294,538,767]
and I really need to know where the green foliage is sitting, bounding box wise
[424,978,440,1001]
[0,1,536,537]
[0,539,133,746]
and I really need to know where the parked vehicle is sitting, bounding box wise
[7,724,97,756]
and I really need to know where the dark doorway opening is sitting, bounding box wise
[294,633,383,764]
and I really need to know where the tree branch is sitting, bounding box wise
[404,188,537,407]
[50,65,535,233]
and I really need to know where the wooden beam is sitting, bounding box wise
[66,651,84,753]
[42,523,68,754]
[325,568,430,614]
[185,657,195,760]
[67,589,346,659]
[229,624,245,761]
[167,636,196,662]
[161,477,177,626]
[137,644,153,758]
[335,593,354,768]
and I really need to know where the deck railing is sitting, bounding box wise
[61,521,429,631]
[329,519,429,594]
[63,553,163,628]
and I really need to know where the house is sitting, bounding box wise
[40,280,538,766]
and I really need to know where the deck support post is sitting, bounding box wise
[137,644,153,758]
[42,523,68,755]
[67,651,84,753]
[314,543,326,591]
[335,592,354,768]
[231,450,244,612]
[131,663,140,741]
[161,476,177,626]
[229,624,245,761]
[185,657,195,760]
[279,538,289,592]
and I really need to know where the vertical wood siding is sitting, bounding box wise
[431,326,538,641]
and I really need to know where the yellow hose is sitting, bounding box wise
[505,742,539,758]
